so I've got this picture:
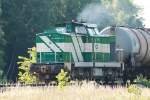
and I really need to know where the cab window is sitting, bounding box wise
[75,26,87,34]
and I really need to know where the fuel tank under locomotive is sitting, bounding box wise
[100,26,150,67]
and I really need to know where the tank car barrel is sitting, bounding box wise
[100,26,150,66]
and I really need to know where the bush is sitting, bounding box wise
[17,47,37,84]
[56,69,69,89]
[134,74,150,88]
[128,84,142,95]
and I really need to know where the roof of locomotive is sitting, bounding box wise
[36,21,115,37]
[36,21,98,35]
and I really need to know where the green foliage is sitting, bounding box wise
[134,74,150,88]
[2,0,53,80]
[128,84,142,95]
[48,0,93,24]
[17,47,37,84]
[0,0,6,80]
[56,69,69,89]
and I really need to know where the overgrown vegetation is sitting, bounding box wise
[0,82,150,100]
[56,69,69,89]
[128,84,142,95]
[17,47,37,84]
[134,74,150,88]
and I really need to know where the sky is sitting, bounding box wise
[134,0,150,28]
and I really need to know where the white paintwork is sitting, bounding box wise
[84,43,110,53]
[57,43,78,62]
[95,62,121,67]
[75,62,93,67]
[83,43,92,52]
[36,42,110,53]
[40,36,61,52]
[94,43,110,53]
[36,43,52,52]
[74,62,122,68]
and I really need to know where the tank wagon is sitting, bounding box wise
[100,26,150,80]
[30,21,150,82]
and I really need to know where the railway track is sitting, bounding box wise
[0,82,58,88]
[0,81,126,88]
[0,80,140,92]
[0,83,57,93]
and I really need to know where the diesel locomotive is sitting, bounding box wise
[30,21,150,82]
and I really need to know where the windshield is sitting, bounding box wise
[75,26,99,36]
[56,27,66,33]
[87,28,98,36]
[94,28,100,35]
[75,26,87,34]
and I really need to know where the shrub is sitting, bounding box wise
[56,69,69,89]
[134,74,150,88]
[17,47,37,84]
[128,84,142,95]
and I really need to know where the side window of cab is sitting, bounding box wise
[66,24,74,33]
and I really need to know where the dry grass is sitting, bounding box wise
[0,82,150,100]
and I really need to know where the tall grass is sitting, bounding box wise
[0,82,150,100]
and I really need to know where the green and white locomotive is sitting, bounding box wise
[30,21,124,81]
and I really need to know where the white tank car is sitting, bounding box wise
[100,26,150,66]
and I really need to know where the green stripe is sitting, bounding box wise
[81,36,92,43]
[95,53,110,62]
[37,52,112,63]
[56,52,73,62]
[82,52,92,62]
[81,36,115,43]
[37,52,55,62]
[94,36,115,43]
[82,52,111,62]
[49,33,72,43]
[37,32,72,43]
[37,52,73,63]
[36,36,43,43]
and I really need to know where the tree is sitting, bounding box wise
[2,0,51,80]
[0,0,6,80]
[48,0,93,24]
[17,47,37,84]
[0,28,6,80]
[102,0,143,27]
